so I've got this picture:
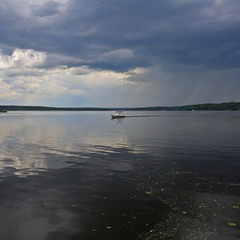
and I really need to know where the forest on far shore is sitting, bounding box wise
[0,101,240,111]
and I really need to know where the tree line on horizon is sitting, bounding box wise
[115,101,240,111]
[150,101,240,111]
[0,101,240,111]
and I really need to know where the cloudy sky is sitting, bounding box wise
[0,0,239,107]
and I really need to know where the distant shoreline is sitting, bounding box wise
[0,101,239,111]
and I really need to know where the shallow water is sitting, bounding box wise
[0,111,239,240]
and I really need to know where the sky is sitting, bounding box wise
[0,0,239,107]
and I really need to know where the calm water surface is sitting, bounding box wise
[0,111,239,240]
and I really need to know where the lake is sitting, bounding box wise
[0,111,239,240]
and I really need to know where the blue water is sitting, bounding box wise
[0,111,239,239]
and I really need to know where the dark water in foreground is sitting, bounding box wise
[0,111,240,240]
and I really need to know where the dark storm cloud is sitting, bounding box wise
[32,1,61,17]
[45,0,240,69]
[0,0,240,71]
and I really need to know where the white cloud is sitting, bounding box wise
[0,48,140,106]
[0,48,46,69]
[0,78,22,100]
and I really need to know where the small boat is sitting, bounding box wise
[111,111,125,119]
[0,110,7,113]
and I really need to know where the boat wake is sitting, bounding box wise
[125,114,162,118]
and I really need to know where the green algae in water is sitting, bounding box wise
[227,222,237,227]
[145,191,152,195]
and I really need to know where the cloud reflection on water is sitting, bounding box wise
[0,111,239,177]
[0,111,144,177]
